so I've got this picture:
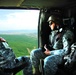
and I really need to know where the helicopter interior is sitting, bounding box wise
[0,0,76,75]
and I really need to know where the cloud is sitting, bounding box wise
[0,10,39,31]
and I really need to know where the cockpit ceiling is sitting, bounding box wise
[0,0,76,9]
[0,0,23,7]
[21,0,76,8]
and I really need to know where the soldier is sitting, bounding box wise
[0,37,33,75]
[30,15,74,75]
[64,43,76,72]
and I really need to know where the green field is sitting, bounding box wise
[0,34,38,75]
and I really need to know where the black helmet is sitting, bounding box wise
[48,15,62,25]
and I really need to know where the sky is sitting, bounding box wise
[0,9,40,31]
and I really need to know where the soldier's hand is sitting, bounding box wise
[44,49,50,55]
[44,44,50,50]
[44,44,50,55]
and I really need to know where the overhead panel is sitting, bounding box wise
[21,0,76,8]
[21,0,67,8]
[0,0,76,8]
[0,0,24,7]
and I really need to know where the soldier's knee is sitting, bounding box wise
[30,49,35,56]
[30,49,39,57]
[44,56,51,66]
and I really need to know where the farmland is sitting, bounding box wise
[0,32,38,75]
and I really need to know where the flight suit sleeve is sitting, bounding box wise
[62,30,74,55]
[50,30,74,56]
